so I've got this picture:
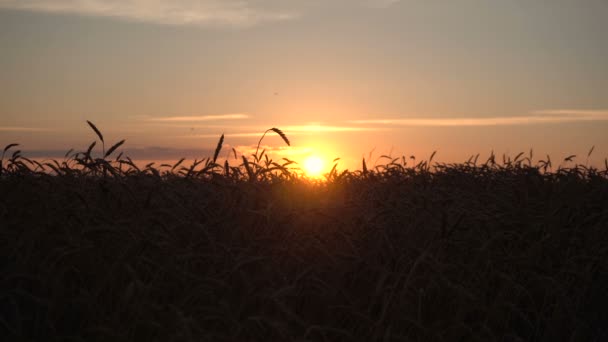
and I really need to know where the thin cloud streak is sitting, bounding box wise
[365,0,401,8]
[531,109,608,117]
[181,132,276,139]
[0,126,51,132]
[233,144,312,157]
[283,125,387,133]
[178,125,385,138]
[0,0,296,27]
[349,110,608,127]
[147,114,249,122]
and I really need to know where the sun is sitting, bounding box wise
[303,155,325,177]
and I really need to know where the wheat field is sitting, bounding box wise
[1,123,607,341]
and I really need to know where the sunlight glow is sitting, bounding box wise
[303,155,325,178]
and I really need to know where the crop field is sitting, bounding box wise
[1,125,608,341]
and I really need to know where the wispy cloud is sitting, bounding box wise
[178,124,385,138]
[365,0,401,9]
[349,110,608,127]
[531,109,608,118]
[233,144,312,157]
[0,0,297,27]
[147,114,249,122]
[283,125,386,133]
[0,126,51,132]
[182,132,271,139]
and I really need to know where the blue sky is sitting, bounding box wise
[1,0,607,169]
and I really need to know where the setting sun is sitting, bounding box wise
[303,155,325,177]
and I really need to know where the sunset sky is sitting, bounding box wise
[1,0,607,171]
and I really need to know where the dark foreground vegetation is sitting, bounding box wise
[2,124,608,341]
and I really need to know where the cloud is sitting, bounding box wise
[0,0,297,27]
[147,114,250,122]
[531,109,608,118]
[182,132,272,139]
[349,110,608,127]
[120,146,216,159]
[232,144,312,157]
[0,126,51,132]
[364,0,401,8]
[20,146,217,160]
[282,125,387,133]
[177,124,385,138]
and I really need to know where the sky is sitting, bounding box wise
[1,0,607,171]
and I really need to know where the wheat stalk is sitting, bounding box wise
[254,127,291,160]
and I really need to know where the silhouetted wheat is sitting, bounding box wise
[1,121,607,341]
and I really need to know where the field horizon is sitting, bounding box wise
[3,121,607,180]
